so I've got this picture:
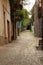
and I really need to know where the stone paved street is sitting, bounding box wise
[0,31,43,65]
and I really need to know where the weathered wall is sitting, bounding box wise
[0,0,11,45]
[34,0,42,37]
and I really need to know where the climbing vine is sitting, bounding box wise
[9,0,23,22]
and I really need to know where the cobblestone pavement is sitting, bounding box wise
[0,31,43,65]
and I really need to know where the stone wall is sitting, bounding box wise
[0,0,11,45]
[34,0,42,37]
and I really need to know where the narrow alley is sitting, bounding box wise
[0,31,43,65]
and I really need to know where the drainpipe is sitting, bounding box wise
[42,16,43,50]
[41,0,43,50]
[3,5,6,43]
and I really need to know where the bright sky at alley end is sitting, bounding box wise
[23,0,36,12]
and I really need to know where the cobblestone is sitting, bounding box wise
[0,31,43,65]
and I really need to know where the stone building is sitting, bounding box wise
[0,0,23,45]
[0,0,11,45]
[34,0,42,37]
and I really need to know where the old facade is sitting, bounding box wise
[34,0,42,37]
[0,0,23,45]
[0,0,11,45]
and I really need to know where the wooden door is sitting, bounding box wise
[7,21,10,42]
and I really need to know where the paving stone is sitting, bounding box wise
[0,31,43,65]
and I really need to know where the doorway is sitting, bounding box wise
[7,20,10,42]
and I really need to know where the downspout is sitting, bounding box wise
[3,5,6,43]
[41,0,43,50]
